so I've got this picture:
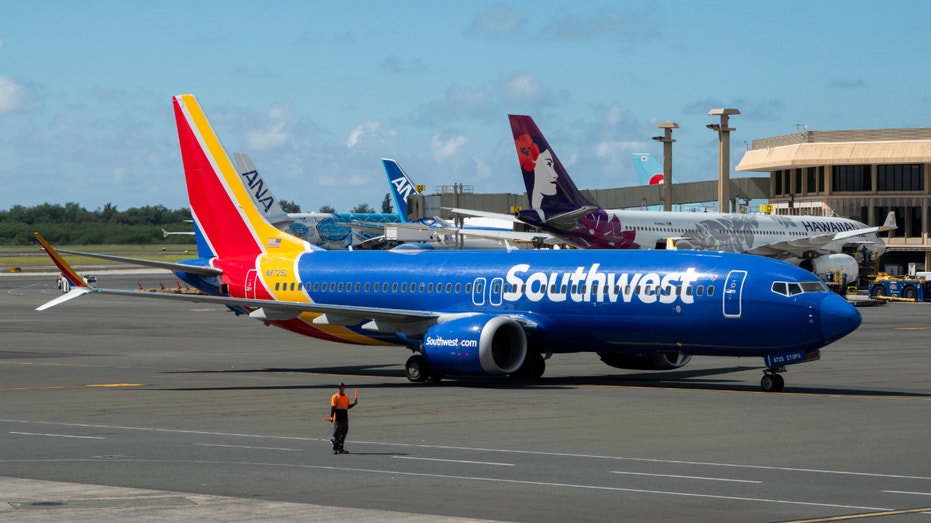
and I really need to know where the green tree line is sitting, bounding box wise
[0,202,195,245]
[1,197,392,246]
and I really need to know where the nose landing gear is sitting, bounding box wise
[761,366,786,392]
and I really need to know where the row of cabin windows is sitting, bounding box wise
[276,281,468,294]
[623,225,812,236]
[274,280,718,298]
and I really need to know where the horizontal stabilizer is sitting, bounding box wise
[36,288,93,311]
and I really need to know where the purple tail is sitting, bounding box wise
[508,115,638,249]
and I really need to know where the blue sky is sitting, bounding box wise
[2,1,930,214]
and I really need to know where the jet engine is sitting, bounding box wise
[798,253,858,286]
[422,315,527,375]
[598,352,693,371]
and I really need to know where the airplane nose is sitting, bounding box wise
[820,294,862,342]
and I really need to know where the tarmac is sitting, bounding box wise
[0,477,500,522]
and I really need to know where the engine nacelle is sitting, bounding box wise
[598,352,693,371]
[798,253,858,285]
[422,315,527,375]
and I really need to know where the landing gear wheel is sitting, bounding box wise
[511,352,546,380]
[760,373,785,392]
[405,354,428,382]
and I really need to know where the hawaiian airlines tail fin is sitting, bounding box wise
[172,94,308,260]
[508,115,601,234]
[382,158,422,222]
[508,115,597,214]
[633,153,669,185]
[507,114,637,249]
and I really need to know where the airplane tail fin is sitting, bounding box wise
[233,153,291,226]
[881,211,898,231]
[382,159,420,222]
[508,115,597,214]
[172,94,308,260]
[633,153,667,185]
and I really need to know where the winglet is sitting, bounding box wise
[33,232,94,311]
[34,232,88,288]
[881,211,897,231]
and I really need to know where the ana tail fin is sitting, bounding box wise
[382,159,421,222]
[632,153,667,185]
[233,153,291,226]
[508,115,596,214]
[172,94,308,259]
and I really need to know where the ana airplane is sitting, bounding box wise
[234,153,402,250]
[504,114,894,286]
[380,158,545,249]
[35,94,863,392]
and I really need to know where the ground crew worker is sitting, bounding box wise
[328,382,357,454]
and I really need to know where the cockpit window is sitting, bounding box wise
[771,280,830,296]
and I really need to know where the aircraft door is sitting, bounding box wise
[722,270,747,318]
[472,277,486,306]
[245,269,258,299]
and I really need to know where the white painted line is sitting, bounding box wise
[3,419,930,482]
[10,431,104,440]
[883,490,931,496]
[610,470,761,484]
[393,456,514,467]
[194,443,302,452]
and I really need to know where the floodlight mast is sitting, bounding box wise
[651,122,679,212]
[708,108,739,213]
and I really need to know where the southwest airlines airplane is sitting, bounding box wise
[504,115,894,284]
[34,94,862,392]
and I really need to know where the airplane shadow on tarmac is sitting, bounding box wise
[155,365,931,399]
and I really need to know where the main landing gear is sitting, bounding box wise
[405,354,444,383]
[760,366,786,392]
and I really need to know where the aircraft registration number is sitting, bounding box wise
[265,269,287,277]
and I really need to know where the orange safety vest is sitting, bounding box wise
[331,392,350,409]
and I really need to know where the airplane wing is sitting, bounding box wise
[744,212,896,258]
[744,228,888,259]
[56,248,222,276]
[34,232,535,336]
[537,206,600,230]
[445,208,521,223]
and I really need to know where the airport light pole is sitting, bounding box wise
[651,122,679,212]
[707,108,740,213]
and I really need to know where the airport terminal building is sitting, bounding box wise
[737,128,931,275]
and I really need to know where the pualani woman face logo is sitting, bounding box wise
[515,133,558,208]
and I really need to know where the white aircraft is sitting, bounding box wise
[453,115,896,287]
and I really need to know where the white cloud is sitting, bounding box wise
[431,133,469,163]
[346,121,380,148]
[0,76,31,113]
[501,73,544,104]
[595,140,642,160]
[245,122,289,151]
[345,120,396,149]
